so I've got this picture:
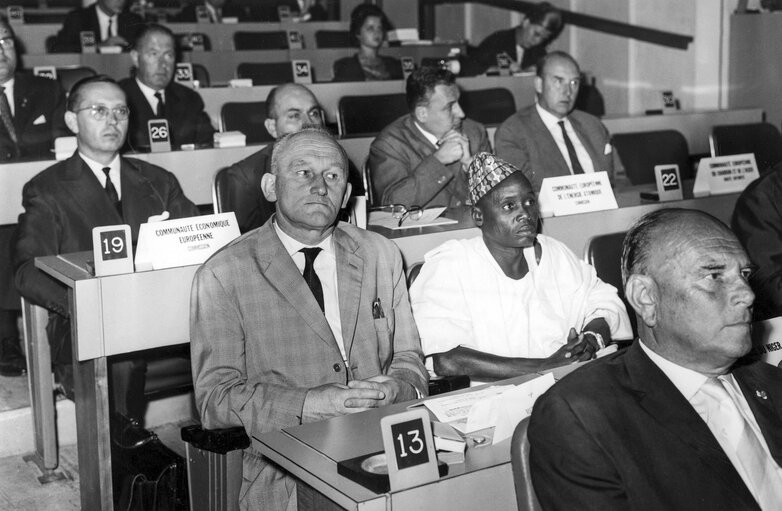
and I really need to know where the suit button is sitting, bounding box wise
[333,363,342,372]
[437,176,447,184]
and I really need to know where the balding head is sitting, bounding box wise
[264,83,323,140]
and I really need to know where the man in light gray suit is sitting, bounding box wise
[495,51,620,193]
[190,127,427,511]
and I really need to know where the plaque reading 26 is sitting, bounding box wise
[100,230,128,260]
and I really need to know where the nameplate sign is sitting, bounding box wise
[496,52,512,76]
[92,225,134,276]
[33,66,58,80]
[401,57,415,80]
[654,164,683,201]
[278,5,292,21]
[693,153,759,198]
[661,90,677,113]
[7,6,23,24]
[195,5,210,23]
[751,316,782,368]
[148,119,171,153]
[287,30,303,50]
[174,62,194,88]
[135,212,240,271]
[189,32,206,51]
[80,31,97,53]
[292,60,313,84]
[380,408,440,492]
[538,171,618,217]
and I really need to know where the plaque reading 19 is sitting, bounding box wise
[100,230,127,260]
[92,225,134,276]
[380,408,439,491]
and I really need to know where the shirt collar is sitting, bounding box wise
[639,340,710,402]
[96,6,115,24]
[413,120,440,147]
[79,152,120,174]
[273,220,334,257]
[536,102,568,130]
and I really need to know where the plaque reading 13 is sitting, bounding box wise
[391,418,429,469]
[101,230,128,260]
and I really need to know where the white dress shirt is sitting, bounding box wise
[80,152,122,198]
[96,8,117,41]
[536,102,595,175]
[135,78,165,113]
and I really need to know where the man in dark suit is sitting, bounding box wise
[173,0,250,22]
[53,0,144,53]
[529,208,782,510]
[191,128,427,510]
[0,17,69,377]
[14,76,198,425]
[495,51,622,193]
[368,67,490,207]
[120,23,215,152]
[251,0,327,22]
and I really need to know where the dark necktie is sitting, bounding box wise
[0,86,19,153]
[106,18,113,41]
[102,167,121,215]
[154,91,165,118]
[558,120,584,175]
[300,247,324,313]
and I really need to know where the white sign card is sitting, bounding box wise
[33,66,58,80]
[380,408,440,492]
[693,153,759,198]
[80,31,97,53]
[147,119,172,153]
[538,171,618,217]
[661,90,677,112]
[174,62,194,88]
[7,6,23,25]
[292,60,312,84]
[189,33,206,51]
[751,316,782,368]
[195,5,210,23]
[135,212,240,271]
[287,30,303,50]
[654,164,683,201]
[401,57,415,80]
[92,225,134,276]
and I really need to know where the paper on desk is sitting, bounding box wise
[424,385,511,433]
[465,373,556,443]
[368,207,458,230]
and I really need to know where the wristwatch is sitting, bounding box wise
[582,331,606,350]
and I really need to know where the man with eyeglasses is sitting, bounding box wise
[120,23,215,152]
[495,51,621,193]
[0,17,69,378]
[13,75,198,437]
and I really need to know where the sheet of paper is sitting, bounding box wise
[423,385,511,432]
[368,207,458,230]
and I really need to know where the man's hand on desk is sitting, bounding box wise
[348,375,417,406]
[544,328,597,369]
[302,383,382,421]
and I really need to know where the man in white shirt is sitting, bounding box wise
[495,51,622,192]
[53,0,144,53]
[528,208,782,510]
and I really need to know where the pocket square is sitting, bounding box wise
[604,143,612,155]
[33,115,47,125]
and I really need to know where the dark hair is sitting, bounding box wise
[349,4,393,47]
[132,22,175,50]
[66,75,121,111]
[405,67,456,111]
[526,2,563,34]
[0,15,16,40]
[536,50,580,78]
[270,127,347,175]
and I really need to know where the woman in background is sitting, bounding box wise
[333,4,403,82]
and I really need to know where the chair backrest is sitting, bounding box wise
[57,66,97,95]
[191,63,210,88]
[611,129,691,185]
[175,32,212,51]
[212,166,231,215]
[459,87,516,126]
[220,101,274,145]
[338,93,408,137]
[362,159,375,206]
[315,30,353,48]
[511,417,541,511]
[585,231,638,337]
[710,122,782,174]
[233,31,289,50]
[236,62,298,86]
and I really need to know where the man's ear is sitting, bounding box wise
[471,206,483,227]
[340,182,353,209]
[261,173,277,202]
[625,274,657,328]
[64,111,79,135]
[264,118,278,139]
[534,75,543,95]
[130,49,139,69]
[413,105,428,124]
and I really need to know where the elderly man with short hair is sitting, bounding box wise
[529,208,782,510]
[410,153,631,384]
[191,127,427,510]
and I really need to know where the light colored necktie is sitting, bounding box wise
[699,377,782,510]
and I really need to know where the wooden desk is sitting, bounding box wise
[28,254,201,509]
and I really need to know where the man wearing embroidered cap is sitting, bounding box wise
[410,153,631,385]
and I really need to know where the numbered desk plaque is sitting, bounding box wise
[195,5,210,23]
[7,6,23,25]
[92,225,133,276]
[148,119,172,152]
[380,408,440,491]
[292,60,312,84]
[33,66,57,80]
[654,164,683,201]
[401,57,415,80]
[174,63,194,88]
[496,52,512,76]
[80,31,97,53]
[287,30,303,50]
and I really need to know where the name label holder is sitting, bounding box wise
[80,31,97,53]
[287,30,303,50]
[640,164,683,202]
[92,225,134,276]
[195,5,210,23]
[380,408,440,491]
[496,52,512,76]
[752,316,782,368]
[401,57,415,80]
[292,60,312,84]
[277,5,292,22]
[33,66,58,80]
[538,171,618,217]
[135,212,240,271]
[693,153,759,197]
[7,6,24,25]
[174,63,195,88]
[148,119,171,153]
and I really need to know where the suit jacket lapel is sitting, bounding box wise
[569,115,602,170]
[734,365,782,465]
[60,152,123,225]
[530,108,570,175]
[11,74,33,132]
[334,226,363,358]
[119,158,169,239]
[252,221,338,348]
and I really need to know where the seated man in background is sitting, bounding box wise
[173,0,250,22]
[369,67,490,207]
[466,1,563,75]
[13,76,198,430]
[252,0,327,22]
[495,51,621,193]
[732,162,782,321]
[191,128,427,510]
[53,0,144,53]
[0,16,70,376]
[529,208,782,510]
[120,23,215,151]
[411,153,631,384]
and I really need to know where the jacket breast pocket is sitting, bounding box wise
[373,308,395,373]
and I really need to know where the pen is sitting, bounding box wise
[372,298,385,319]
